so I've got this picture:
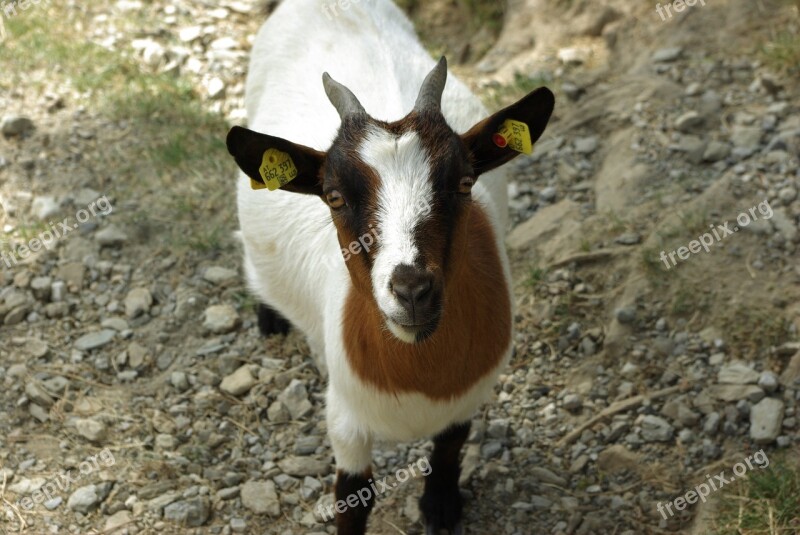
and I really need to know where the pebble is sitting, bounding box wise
[203,304,240,334]
[95,225,128,246]
[757,371,779,393]
[163,497,210,527]
[1,115,35,137]
[67,484,102,513]
[74,329,116,351]
[573,136,598,154]
[640,415,674,442]
[220,365,257,396]
[74,418,108,443]
[124,287,153,318]
[203,266,238,285]
[652,47,682,62]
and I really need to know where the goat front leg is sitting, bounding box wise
[419,421,470,535]
[328,408,374,535]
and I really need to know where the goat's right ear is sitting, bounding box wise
[226,126,325,196]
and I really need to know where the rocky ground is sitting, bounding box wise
[1,0,799,534]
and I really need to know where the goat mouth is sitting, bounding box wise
[386,317,440,344]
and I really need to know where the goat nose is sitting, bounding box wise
[389,265,434,315]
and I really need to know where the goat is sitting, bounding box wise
[226,0,554,533]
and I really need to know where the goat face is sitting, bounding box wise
[227,57,554,344]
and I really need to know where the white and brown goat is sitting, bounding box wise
[226,0,554,532]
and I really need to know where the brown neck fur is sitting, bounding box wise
[342,203,511,401]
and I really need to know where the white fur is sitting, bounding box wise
[238,0,512,473]
[359,126,434,336]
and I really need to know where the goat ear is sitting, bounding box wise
[226,126,325,196]
[461,87,555,176]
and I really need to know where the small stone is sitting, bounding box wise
[703,141,731,162]
[51,281,66,302]
[750,398,785,444]
[30,277,52,301]
[652,47,682,62]
[640,415,674,442]
[170,371,190,392]
[539,186,557,203]
[203,266,238,285]
[563,394,582,411]
[240,480,281,516]
[703,412,721,434]
[278,379,313,419]
[675,111,704,133]
[230,518,247,533]
[163,497,210,527]
[719,362,760,384]
[31,196,60,220]
[615,306,636,325]
[758,371,779,393]
[67,484,102,513]
[778,186,797,204]
[26,339,49,358]
[277,456,331,477]
[104,510,132,532]
[124,288,153,319]
[574,136,599,155]
[74,418,107,443]
[43,497,62,510]
[1,115,35,137]
[614,233,641,245]
[95,225,128,247]
[220,365,257,396]
[74,329,116,351]
[203,304,240,334]
[267,401,291,423]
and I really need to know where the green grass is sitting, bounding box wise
[524,266,547,287]
[761,31,800,77]
[713,452,800,534]
[0,4,235,254]
[485,71,554,107]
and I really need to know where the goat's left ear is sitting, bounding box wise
[226,126,325,196]
[461,87,555,176]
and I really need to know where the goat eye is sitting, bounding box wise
[458,176,475,194]
[326,190,345,209]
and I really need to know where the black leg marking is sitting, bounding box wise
[335,469,375,535]
[419,421,470,534]
[256,303,291,336]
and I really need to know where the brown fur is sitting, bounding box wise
[342,202,511,400]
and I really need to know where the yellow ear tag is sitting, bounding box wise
[256,148,298,191]
[494,119,533,155]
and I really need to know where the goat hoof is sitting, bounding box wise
[256,303,291,337]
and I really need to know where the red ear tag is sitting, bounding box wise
[493,133,508,148]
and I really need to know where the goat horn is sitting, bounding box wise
[413,56,447,113]
[322,72,366,118]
